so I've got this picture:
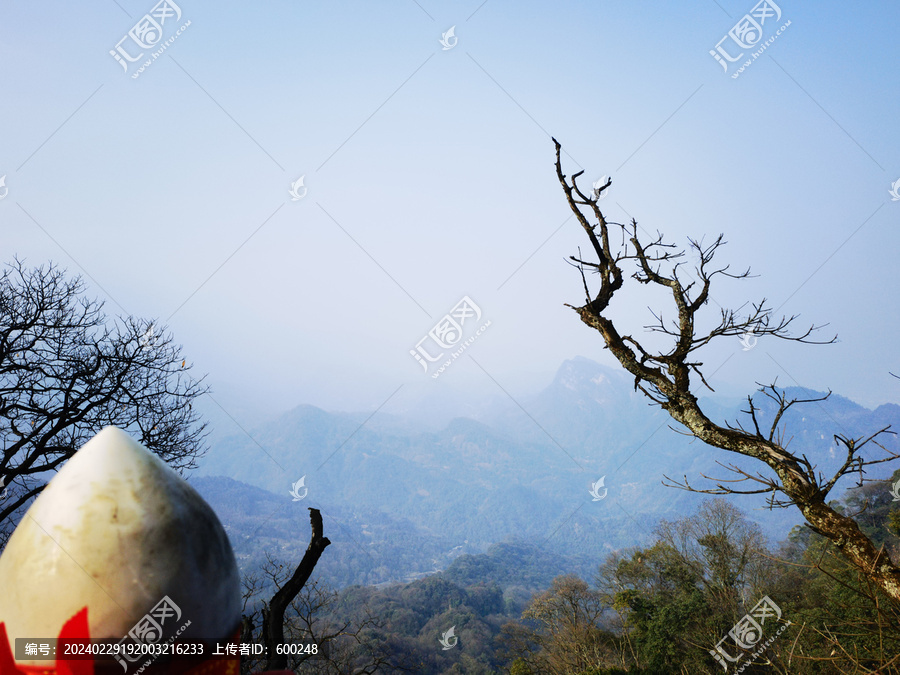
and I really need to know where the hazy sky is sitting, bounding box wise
[3,0,898,438]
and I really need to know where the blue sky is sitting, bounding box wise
[2,0,898,435]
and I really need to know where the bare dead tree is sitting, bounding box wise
[240,513,404,674]
[264,508,331,671]
[240,508,332,671]
[552,138,900,603]
[502,575,618,675]
[0,259,208,534]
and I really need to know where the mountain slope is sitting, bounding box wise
[195,357,900,586]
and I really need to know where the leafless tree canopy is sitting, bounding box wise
[0,259,208,532]
[552,138,900,603]
[499,575,618,675]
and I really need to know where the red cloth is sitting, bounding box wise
[0,607,91,674]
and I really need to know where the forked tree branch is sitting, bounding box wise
[553,137,900,603]
[262,507,331,671]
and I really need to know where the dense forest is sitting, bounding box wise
[238,470,900,674]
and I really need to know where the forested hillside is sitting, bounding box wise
[235,472,900,674]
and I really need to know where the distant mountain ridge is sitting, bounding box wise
[194,357,900,587]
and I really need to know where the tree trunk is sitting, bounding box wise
[263,508,331,671]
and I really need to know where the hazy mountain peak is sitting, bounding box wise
[552,357,622,389]
[278,402,332,424]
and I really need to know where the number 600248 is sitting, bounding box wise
[275,643,318,655]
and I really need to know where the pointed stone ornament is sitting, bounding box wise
[0,426,240,663]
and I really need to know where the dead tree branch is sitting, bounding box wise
[553,137,900,603]
[262,507,331,671]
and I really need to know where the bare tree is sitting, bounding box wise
[261,508,331,671]
[590,500,777,673]
[655,499,772,608]
[552,138,900,603]
[0,259,208,535]
[499,575,620,675]
[240,510,401,674]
